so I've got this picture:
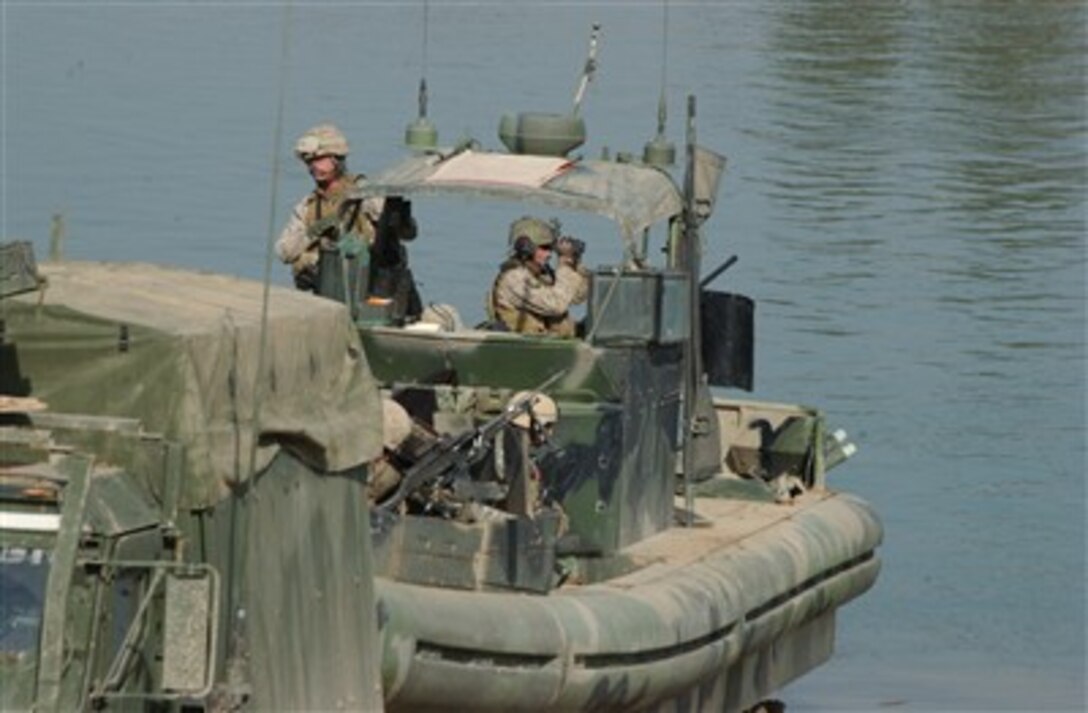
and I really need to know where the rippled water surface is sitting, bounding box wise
[4,2,1085,710]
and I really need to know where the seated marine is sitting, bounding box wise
[487,216,590,337]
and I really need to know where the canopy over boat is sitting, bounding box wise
[356,149,686,251]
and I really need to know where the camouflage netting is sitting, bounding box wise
[1,261,383,508]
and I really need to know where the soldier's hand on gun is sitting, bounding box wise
[306,215,341,242]
[556,236,586,265]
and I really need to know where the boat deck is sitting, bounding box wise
[599,488,876,591]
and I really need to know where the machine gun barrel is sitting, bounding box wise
[376,394,538,514]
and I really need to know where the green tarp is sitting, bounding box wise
[2,261,382,509]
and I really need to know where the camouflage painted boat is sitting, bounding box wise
[333,112,882,711]
[0,58,881,713]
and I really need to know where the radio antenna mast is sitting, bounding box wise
[644,0,676,166]
[406,0,439,150]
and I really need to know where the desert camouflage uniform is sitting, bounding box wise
[490,260,590,337]
[275,174,389,279]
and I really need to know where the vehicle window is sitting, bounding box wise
[0,546,51,658]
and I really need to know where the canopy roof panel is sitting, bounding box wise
[356,150,685,245]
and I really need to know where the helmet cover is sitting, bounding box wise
[295,123,350,161]
[507,216,557,248]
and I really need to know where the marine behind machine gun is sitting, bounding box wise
[376,388,559,517]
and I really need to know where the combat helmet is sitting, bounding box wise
[508,390,558,431]
[508,216,558,249]
[295,123,350,161]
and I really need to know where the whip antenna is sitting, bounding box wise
[406,0,439,150]
[225,4,292,692]
[643,0,675,167]
[572,23,601,117]
[251,3,292,483]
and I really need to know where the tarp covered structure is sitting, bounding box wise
[2,261,383,508]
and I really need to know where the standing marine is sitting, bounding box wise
[488,216,590,337]
[276,123,421,318]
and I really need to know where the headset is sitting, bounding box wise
[513,235,537,261]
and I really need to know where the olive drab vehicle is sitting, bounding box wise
[1,24,881,713]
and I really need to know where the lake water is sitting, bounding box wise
[3,2,1085,710]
